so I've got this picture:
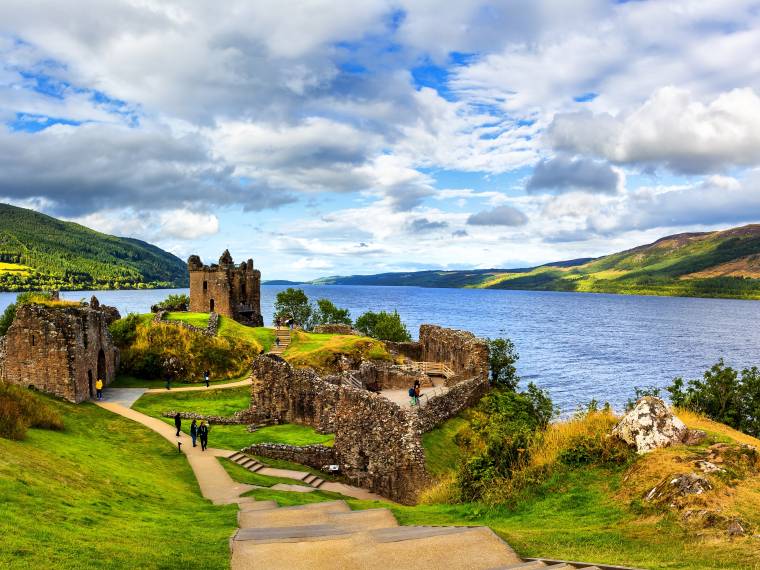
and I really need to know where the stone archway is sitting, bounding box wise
[97,349,106,383]
[209,298,215,312]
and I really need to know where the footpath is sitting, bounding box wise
[97,387,622,570]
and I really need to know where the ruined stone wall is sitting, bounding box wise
[416,376,490,433]
[333,360,430,390]
[418,324,489,383]
[242,443,335,469]
[385,340,423,361]
[187,250,263,326]
[250,356,340,433]
[162,408,259,425]
[249,355,428,504]
[0,302,119,403]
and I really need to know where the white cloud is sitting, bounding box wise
[467,204,528,226]
[159,210,219,239]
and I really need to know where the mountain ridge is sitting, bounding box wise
[310,225,760,300]
[0,203,188,291]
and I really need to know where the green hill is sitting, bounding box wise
[313,225,760,299]
[0,203,188,291]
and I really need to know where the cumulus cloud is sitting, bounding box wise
[527,155,623,194]
[548,87,760,174]
[467,205,528,226]
[408,217,448,232]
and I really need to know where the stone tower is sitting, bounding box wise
[187,250,263,326]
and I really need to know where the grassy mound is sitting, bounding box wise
[165,311,210,328]
[284,330,392,372]
[217,316,275,352]
[132,388,335,449]
[0,383,63,440]
[0,396,235,569]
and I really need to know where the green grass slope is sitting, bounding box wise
[0,396,236,569]
[0,203,188,291]
[313,224,760,299]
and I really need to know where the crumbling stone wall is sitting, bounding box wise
[0,300,119,403]
[250,356,340,433]
[385,340,423,361]
[329,360,430,390]
[187,249,263,326]
[418,324,489,383]
[416,375,490,433]
[249,355,428,504]
[162,408,258,425]
[242,443,335,469]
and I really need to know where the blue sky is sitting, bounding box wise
[3,1,760,279]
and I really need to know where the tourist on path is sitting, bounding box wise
[198,421,209,451]
[204,370,210,388]
[414,384,421,406]
[174,413,182,437]
[190,419,198,447]
[95,378,104,401]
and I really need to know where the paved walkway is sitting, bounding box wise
[144,377,252,393]
[99,387,147,408]
[379,377,449,408]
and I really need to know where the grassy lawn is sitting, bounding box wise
[132,388,335,450]
[165,311,210,328]
[220,459,307,487]
[111,372,249,389]
[217,317,275,352]
[0,396,236,569]
[284,331,393,371]
[422,415,468,477]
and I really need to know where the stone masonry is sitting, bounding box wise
[187,249,263,326]
[0,298,120,403]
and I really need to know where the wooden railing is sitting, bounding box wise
[397,361,457,379]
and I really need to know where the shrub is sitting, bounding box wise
[150,293,189,312]
[668,359,760,437]
[312,298,352,327]
[109,313,142,348]
[354,310,411,342]
[119,321,256,381]
[0,302,16,336]
[487,338,519,390]
[0,383,64,440]
[558,434,633,466]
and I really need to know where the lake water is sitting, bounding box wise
[2,285,758,414]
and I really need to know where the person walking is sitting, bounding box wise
[414,384,421,406]
[198,421,209,451]
[174,413,182,437]
[204,370,210,388]
[190,419,198,448]
[95,378,104,401]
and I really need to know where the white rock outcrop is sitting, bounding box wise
[613,396,687,453]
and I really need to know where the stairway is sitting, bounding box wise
[269,327,291,356]
[231,498,641,570]
[228,451,327,489]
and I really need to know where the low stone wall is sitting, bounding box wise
[153,310,220,337]
[313,324,360,335]
[250,355,340,433]
[162,408,259,425]
[385,340,423,361]
[331,360,430,391]
[416,375,490,433]
[243,443,335,469]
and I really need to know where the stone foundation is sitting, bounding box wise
[418,324,489,382]
[162,408,258,425]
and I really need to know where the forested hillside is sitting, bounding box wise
[0,204,187,291]
[313,225,760,300]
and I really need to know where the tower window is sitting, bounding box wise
[203,281,208,291]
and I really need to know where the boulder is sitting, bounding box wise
[612,396,687,453]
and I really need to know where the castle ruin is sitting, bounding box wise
[0,296,120,403]
[187,250,263,326]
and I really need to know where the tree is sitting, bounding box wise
[273,288,312,328]
[151,293,189,312]
[355,310,411,342]
[312,298,352,326]
[487,338,520,390]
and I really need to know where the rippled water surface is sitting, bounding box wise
[2,285,758,413]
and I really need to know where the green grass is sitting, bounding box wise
[250,455,339,481]
[0,396,235,569]
[110,372,248,389]
[165,311,210,328]
[284,330,393,371]
[422,415,468,477]
[132,389,335,450]
[220,458,306,487]
[217,317,275,352]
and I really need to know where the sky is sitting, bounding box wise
[3,1,760,280]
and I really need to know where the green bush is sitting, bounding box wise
[668,359,760,437]
[109,313,142,348]
[488,338,519,390]
[150,293,189,312]
[0,303,15,336]
[354,310,411,341]
[0,383,64,440]
[558,434,633,466]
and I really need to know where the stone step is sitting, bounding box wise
[249,462,265,473]
[239,507,398,532]
[232,524,522,570]
[489,561,548,570]
[229,451,246,462]
[235,523,352,543]
[238,500,279,512]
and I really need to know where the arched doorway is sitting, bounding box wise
[87,370,94,398]
[97,349,106,383]
[209,298,215,312]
